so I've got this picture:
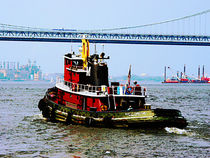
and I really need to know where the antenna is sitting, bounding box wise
[102,44,104,52]
[94,44,97,54]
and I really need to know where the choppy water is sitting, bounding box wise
[0,82,209,157]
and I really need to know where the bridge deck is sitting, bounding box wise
[0,30,210,46]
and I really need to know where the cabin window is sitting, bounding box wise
[65,59,70,65]
[72,60,78,66]
[72,60,83,66]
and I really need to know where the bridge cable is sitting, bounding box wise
[88,9,210,32]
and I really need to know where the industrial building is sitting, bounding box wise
[0,60,42,81]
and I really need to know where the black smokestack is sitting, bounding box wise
[198,65,200,79]
[164,66,166,82]
[184,64,186,76]
[202,65,205,78]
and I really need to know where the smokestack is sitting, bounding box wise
[184,64,186,76]
[28,59,31,67]
[198,65,200,79]
[13,62,15,70]
[202,65,205,78]
[3,61,6,69]
[17,62,19,70]
[177,71,179,78]
[7,62,9,70]
[180,72,183,79]
[164,66,166,82]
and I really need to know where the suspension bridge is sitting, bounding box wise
[0,10,210,46]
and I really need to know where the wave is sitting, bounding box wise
[165,127,195,136]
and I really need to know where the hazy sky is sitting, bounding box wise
[0,0,210,78]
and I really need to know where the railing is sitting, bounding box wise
[56,77,146,96]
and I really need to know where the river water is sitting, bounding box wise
[0,82,209,157]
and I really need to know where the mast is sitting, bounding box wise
[127,65,131,86]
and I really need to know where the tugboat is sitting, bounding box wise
[163,65,210,83]
[38,39,187,128]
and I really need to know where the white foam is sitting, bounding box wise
[32,114,45,120]
[165,127,195,136]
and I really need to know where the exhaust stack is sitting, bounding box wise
[164,66,166,82]
[184,64,186,77]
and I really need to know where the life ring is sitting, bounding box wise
[101,105,108,111]
[126,86,134,94]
